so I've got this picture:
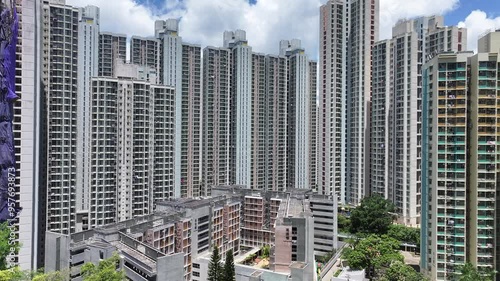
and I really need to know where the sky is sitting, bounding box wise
[66,0,500,59]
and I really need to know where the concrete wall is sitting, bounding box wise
[157,252,184,281]
[44,232,70,273]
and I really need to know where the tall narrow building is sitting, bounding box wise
[422,32,500,280]
[422,51,471,281]
[180,43,202,197]
[202,47,231,195]
[225,30,253,187]
[318,0,347,198]
[14,0,43,270]
[281,39,311,190]
[251,53,267,190]
[264,55,288,191]
[155,19,202,198]
[345,0,379,204]
[370,39,392,200]
[75,5,100,232]
[309,61,318,192]
[42,0,79,235]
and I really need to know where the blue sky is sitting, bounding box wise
[68,0,500,58]
[447,0,500,25]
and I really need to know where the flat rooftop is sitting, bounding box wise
[287,198,304,217]
[111,241,157,271]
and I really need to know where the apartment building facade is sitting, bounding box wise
[97,32,126,77]
[422,33,500,279]
[75,5,99,232]
[42,0,79,235]
[202,46,231,194]
[370,17,467,226]
[13,0,44,270]
[264,55,288,192]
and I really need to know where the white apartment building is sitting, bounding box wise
[42,0,79,235]
[318,0,346,201]
[281,40,311,190]
[14,0,43,270]
[75,5,99,232]
[370,16,467,226]
[345,0,379,205]
[98,32,126,77]
[225,30,253,188]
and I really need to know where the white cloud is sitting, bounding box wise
[66,0,466,60]
[379,0,458,40]
[458,10,500,51]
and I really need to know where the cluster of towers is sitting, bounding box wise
[321,0,500,280]
[10,0,500,279]
[12,0,319,270]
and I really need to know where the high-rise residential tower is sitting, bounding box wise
[264,55,288,192]
[309,61,318,192]
[319,0,378,203]
[370,39,392,200]
[180,43,202,197]
[90,70,175,222]
[319,0,346,198]
[225,30,253,187]
[42,0,79,235]
[154,19,202,198]
[422,32,500,280]
[98,32,126,77]
[75,5,100,232]
[370,16,467,226]
[281,39,311,189]
[345,0,379,204]
[14,0,43,270]
[251,52,267,190]
[130,35,160,78]
[202,46,231,195]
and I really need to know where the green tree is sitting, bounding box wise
[81,253,125,281]
[458,262,495,281]
[349,195,396,235]
[223,249,235,281]
[343,235,403,278]
[387,224,420,247]
[0,267,69,281]
[317,249,337,264]
[208,244,223,281]
[260,245,270,259]
[378,261,428,281]
[337,214,351,233]
[0,222,20,270]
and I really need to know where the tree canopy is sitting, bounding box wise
[378,261,428,281]
[0,222,19,270]
[349,195,396,235]
[208,244,223,281]
[458,262,495,281]
[0,267,69,281]
[343,234,403,278]
[81,253,125,281]
[387,224,420,247]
